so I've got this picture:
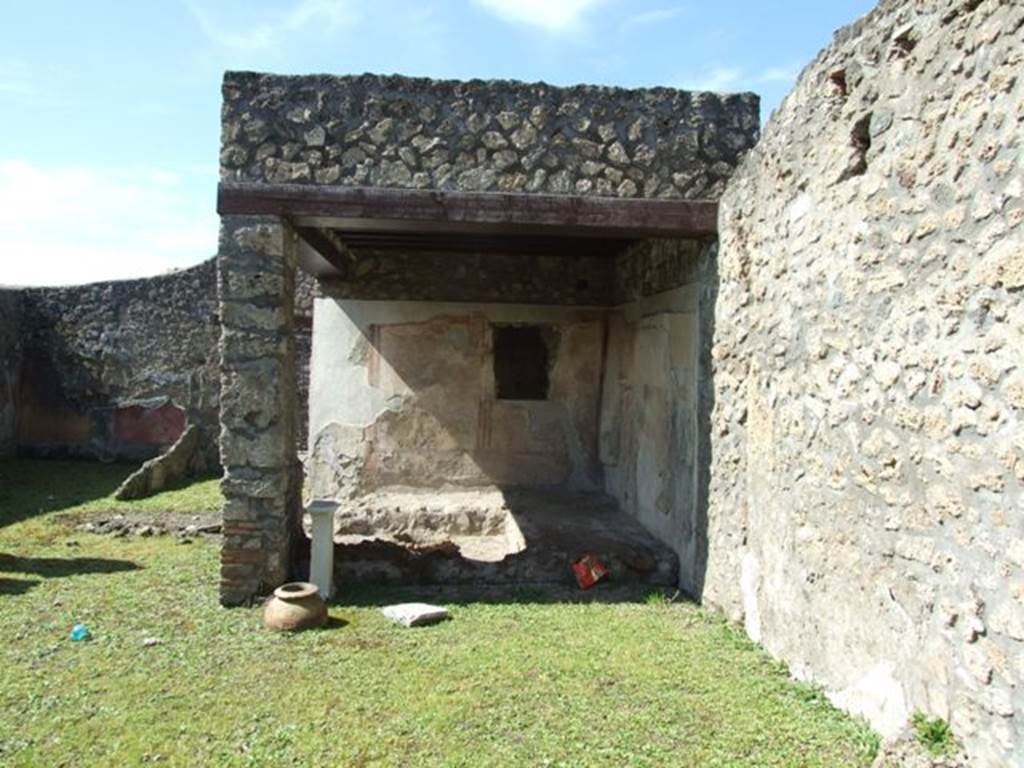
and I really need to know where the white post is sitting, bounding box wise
[307,500,337,600]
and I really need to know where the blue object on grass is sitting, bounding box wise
[69,624,91,641]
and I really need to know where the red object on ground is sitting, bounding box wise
[572,555,609,589]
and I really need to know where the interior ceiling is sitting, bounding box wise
[294,225,638,278]
[323,228,635,257]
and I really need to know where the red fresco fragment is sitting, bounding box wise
[113,402,186,446]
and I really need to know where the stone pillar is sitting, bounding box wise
[0,289,23,458]
[217,215,302,606]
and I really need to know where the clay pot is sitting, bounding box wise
[263,582,328,631]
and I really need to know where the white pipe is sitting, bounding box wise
[307,499,338,600]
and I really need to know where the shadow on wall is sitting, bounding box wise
[15,331,190,464]
[691,245,719,602]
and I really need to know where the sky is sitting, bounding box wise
[0,0,875,287]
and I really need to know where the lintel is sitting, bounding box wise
[217,182,718,238]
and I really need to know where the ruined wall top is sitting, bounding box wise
[220,72,759,200]
[8,260,317,466]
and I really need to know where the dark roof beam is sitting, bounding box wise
[218,182,718,238]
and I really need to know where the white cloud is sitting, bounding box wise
[185,0,358,52]
[187,7,273,52]
[470,0,609,34]
[0,160,218,287]
[621,7,683,32]
[282,0,355,29]
[676,63,798,94]
[679,66,742,93]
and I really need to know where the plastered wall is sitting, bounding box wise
[307,299,606,498]
[601,291,701,582]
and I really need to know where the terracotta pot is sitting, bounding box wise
[263,582,328,631]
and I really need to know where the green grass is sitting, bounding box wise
[911,711,956,757]
[0,458,880,767]
[0,459,221,527]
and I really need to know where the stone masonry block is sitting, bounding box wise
[220,300,290,334]
[220,327,290,363]
[221,269,288,302]
[221,467,290,499]
[220,362,283,432]
[218,217,290,276]
[219,424,291,469]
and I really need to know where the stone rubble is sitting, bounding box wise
[114,424,200,501]
[77,515,221,539]
[872,729,969,768]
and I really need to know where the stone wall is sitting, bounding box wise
[0,290,23,457]
[4,260,314,468]
[220,72,759,200]
[293,272,316,452]
[614,238,705,303]
[16,261,221,467]
[708,0,1023,764]
[318,249,616,307]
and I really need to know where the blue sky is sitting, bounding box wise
[0,0,874,286]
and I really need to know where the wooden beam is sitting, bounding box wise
[218,182,718,237]
[294,226,352,272]
[331,231,633,257]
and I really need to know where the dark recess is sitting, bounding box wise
[493,326,550,401]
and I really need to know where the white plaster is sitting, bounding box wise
[310,296,589,435]
[309,297,393,437]
[826,661,909,739]
[601,284,703,593]
[787,192,813,225]
[309,297,608,492]
[740,550,762,642]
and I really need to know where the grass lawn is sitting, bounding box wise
[0,459,879,767]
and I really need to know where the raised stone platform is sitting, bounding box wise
[305,488,679,588]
